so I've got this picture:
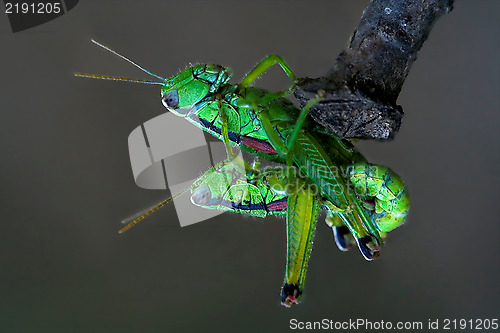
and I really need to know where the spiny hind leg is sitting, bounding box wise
[281,179,320,307]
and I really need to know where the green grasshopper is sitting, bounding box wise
[188,157,409,306]
[118,154,409,307]
[186,156,410,307]
[76,40,410,261]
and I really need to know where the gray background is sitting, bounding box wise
[0,1,498,332]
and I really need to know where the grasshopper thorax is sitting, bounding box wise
[161,64,232,116]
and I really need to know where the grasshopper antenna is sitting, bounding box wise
[74,39,166,85]
[119,188,189,234]
[91,39,166,81]
[74,73,164,85]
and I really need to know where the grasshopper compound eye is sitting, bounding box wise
[162,89,179,109]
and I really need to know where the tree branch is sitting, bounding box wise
[294,0,454,140]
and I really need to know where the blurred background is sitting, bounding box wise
[0,1,498,332]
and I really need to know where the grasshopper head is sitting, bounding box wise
[161,64,232,116]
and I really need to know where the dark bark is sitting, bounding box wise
[294,0,454,140]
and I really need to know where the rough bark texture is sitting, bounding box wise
[294,0,454,140]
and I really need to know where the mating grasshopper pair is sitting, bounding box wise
[76,40,410,306]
